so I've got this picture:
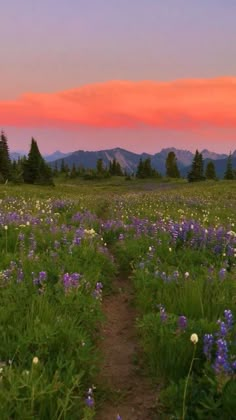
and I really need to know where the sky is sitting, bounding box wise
[0,0,236,154]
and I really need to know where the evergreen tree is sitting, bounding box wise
[165,151,180,178]
[70,163,77,178]
[11,159,23,184]
[60,159,65,173]
[224,153,234,180]
[188,150,205,182]
[136,157,160,178]
[23,138,53,185]
[116,161,123,176]
[53,162,58,177]
[64,163,70,177]
[0,131,11,181]
[96,158,104,174]
[111,158,117,175]
[136,158,144,178]
[109,158,123,176]
[108,160,113,175]
[205,161,216,180]
[143,158,152,177]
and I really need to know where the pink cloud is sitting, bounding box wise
[1,78,236,132]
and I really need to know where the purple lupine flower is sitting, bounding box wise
[85,387,95,408]
[17,268,24,283]
[18,232,25,241]
[63,273,71,289]
[217,321,228,337]
[85,396,94,408]
[178,315,187,330]
[203,334,214,361]
[213,338,231,374]
[73,236,81,245]
[158,304,168,323]
[224,309,233,329]
[219,268,227,280]
[39,271,47,282]
[62,272,81,291]
[28,250,34,259]
[92,282,103,300]
[172,270,180,280]
[33,277,40,285]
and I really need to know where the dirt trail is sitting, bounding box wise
[96,275,158,420]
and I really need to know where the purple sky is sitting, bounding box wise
[1,0,236,153]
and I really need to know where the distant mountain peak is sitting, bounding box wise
[201,149,228,160]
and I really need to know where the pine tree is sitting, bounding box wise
[111,158,117,175]
[136,158,144,178]
[108,160,113,175]
[70,163,77,178]
[188,150,205,182]
[116,161,123,176]
[53,162,58,177]
[0,131,11,181]
[60,159,66,173]
[165,151,180,178]
[96,158,104,174]
[205,161,216,180]
[143,158,152,177]
[224,153,234,180]
[23,138,53,185]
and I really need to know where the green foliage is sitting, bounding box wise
[205,161,217,180]
[96,158,104,175]
[109,158,123,176]
[0,179,235,418]
[224,153,235,180]
[165,151,180,178]
[23,138,54,185]
[136,157,161,178]
[188,150,205,182]
[0,131,11,182]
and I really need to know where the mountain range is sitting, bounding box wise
[49,147,235,178]
[10,150,69,162]
[10,147,236,178]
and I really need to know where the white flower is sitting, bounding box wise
[32,357,39,365]
[227,230,236,237]
[190,333,198,344]
[185,272,190,279]
[4,225,8,231]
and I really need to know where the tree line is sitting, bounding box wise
[0,132,53,185]
[187,150,236,181]
[54,150,236,182]
[0,131,235,183]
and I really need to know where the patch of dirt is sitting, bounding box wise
[96,275,158,420]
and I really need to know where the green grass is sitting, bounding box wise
[0,179,235,418]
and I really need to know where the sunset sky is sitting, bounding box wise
[1,0,236,154]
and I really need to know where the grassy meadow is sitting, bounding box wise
[0,178,236,419]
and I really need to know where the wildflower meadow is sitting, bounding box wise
[0,180,235,419]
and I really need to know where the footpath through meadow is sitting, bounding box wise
[96,271,158,420]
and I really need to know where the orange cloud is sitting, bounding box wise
[0,77,236,131]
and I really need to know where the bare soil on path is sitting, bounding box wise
[96,275,158,420]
